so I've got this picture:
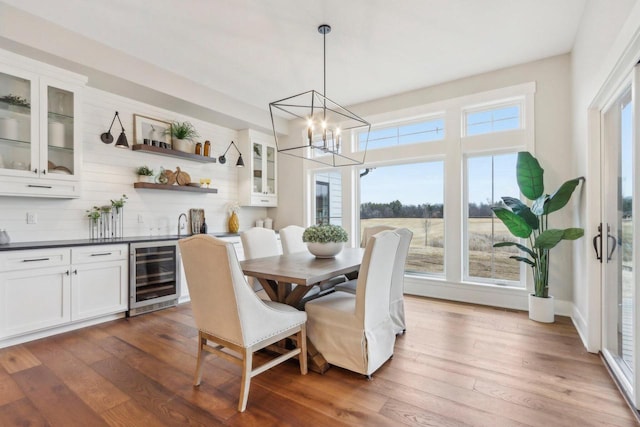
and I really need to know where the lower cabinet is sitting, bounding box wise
[71,245,128,321]
[0,244,128,343]
[0,264,71,339]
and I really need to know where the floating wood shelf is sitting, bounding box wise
[131,144,217,163]
[133,182,218,194]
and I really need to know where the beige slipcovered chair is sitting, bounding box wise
[279,224,346,296]
[178,235,307,412]
[335,227,413,335]
[305,230,400,378]
[360,224,396,247]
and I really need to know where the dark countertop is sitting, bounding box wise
[0,232,241,252]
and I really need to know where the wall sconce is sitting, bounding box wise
[100,111,129,149]
[218,141,244,167]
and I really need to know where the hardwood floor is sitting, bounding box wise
[0,295,637,426]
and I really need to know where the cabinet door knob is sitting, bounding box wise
[73,269,78,275]
[43,169,47,175]
[33,168,38,174]
[65,270,70,276]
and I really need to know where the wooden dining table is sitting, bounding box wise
[240,247,365,308]
[240,247,365,373]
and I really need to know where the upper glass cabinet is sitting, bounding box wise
[238,129,278,207]
[0,49,85,198]
[0,70,34,174]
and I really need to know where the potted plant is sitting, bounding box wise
[136,166,154,183]
[167,121,199,153]
[491,151,584,323]
[303,224,349,258]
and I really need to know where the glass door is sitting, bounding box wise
[266,145,275,195]
[42,80,77,178]
[601,66,639,409]
[0,69,36,176]
[252,141,263,194]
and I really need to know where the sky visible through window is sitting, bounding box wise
[360,162,444,205]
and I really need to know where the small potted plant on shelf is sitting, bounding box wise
[0,94,30,110]
[136,166,154,183]
[167,121,199,153]
[303,224,349,258]
[491,151,584,323]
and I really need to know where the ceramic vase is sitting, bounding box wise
[307,242,344,258]
[228,211,239,233]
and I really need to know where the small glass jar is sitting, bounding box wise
[195,142,202,155]
[204,140,211,157]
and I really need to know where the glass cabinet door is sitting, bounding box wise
[45,85,75,177]
[0,70,35,175]
[266,145,275,195]
[252,142,263,194]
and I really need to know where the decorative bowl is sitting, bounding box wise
[307,242,344,258]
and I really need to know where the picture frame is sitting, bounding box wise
[133,114,172,147]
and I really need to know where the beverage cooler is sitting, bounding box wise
[129,240,181,316]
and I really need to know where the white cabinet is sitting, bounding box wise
[0,248,71,339]
[0,48,86,198]
[0,244,127,342]
[71,245,128,321]
[237,129,277,207]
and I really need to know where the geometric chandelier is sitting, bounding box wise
[269,24,370,167]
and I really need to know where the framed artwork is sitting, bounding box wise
[133,114,171,147]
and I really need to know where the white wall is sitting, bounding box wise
[0,84,267,242]
[571,0,640,351]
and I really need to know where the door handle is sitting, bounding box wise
[593,224,602,262]
[607,224,617,262]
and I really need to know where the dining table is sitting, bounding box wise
[240,247,365,373]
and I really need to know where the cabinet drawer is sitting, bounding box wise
[0,177,80,198]
[72,244,128,264]
[250,194,277,207]
[0,248,70,272]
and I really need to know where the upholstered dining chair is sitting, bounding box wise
[279,224,346,295]
[335,227,413,335]
[241,226,322,305]
[305,230,400,378]
[279,225,306,254]
[178,235,307,412]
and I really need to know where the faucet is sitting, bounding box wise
[178,213,187,237]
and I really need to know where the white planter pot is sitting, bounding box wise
[307,242,344,258]
[528,293,554,323]
[173,138,194,153]
[138,175,154,183]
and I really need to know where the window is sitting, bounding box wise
[359,118,444,151]
[359,162,444,275]
[315,181,330,224]
[465,153,521,284]
[313,171,342,226]
[465,104,520,136]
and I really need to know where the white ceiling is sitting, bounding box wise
[2,0,586,110]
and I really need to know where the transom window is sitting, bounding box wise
[465,104,521,136]
[359,117,444,151]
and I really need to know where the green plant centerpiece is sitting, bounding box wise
[168,121,199,141]
[303,224,348,258]
[491,152,584,320]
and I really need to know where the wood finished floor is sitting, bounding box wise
[0,295,637,426]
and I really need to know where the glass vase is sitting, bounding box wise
[100,211,110,238]
[111,207,124,238]
[89,218,99,239]
[228,211,239,233]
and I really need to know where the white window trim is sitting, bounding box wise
[302,82,537,311]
